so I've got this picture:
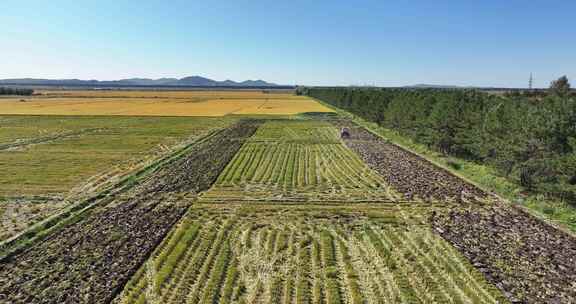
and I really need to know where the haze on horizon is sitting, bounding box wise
[2,0,575,88]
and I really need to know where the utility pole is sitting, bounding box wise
[529,73,533,90]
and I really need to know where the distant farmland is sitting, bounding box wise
[0,90,332,116]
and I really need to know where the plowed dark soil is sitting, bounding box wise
[431,206,576,303]
[336,122,487,203]
[0,120,260,304]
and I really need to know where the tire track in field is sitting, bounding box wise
[0,127,106,151]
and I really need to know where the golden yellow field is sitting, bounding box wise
[40,89,290,99]
[0,90,333,116]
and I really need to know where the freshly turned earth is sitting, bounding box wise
[431,204,576,303]
[336,121,487,203]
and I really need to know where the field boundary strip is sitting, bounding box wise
[0,127,107,151]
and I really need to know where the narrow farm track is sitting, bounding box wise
[0,127,106,151]
[115,205,506,304]
[0,120,261,304]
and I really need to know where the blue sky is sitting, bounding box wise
[1,0,575,87]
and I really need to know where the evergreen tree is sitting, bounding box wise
[307,83,576,204]
[550,75,571,96]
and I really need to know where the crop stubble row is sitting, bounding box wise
[116,206,505,304]
[203,121,399,202]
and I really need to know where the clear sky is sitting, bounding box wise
[1,0,575,87]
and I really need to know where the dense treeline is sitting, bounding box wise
[304,85,576,204]
[0,87,34,95]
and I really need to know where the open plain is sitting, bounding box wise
[3,1,574,303]
[0,89,574,304]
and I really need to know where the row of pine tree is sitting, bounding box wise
[0,87,34,96]
[304,78,576,204]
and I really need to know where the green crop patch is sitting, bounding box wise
[0,115,235,242]
[201,120,400,203]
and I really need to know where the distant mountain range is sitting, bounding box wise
[406,84,473,89]
[405,84,532,90]
[0,76,281,87]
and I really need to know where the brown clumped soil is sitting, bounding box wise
[431,205,576,303]
[0,196,187,304]
[0,120,260,304]
[336,121,487,203]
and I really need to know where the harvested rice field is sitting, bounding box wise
[0,90,332,116]
[202,120,400,202]
[116,205,507,304]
